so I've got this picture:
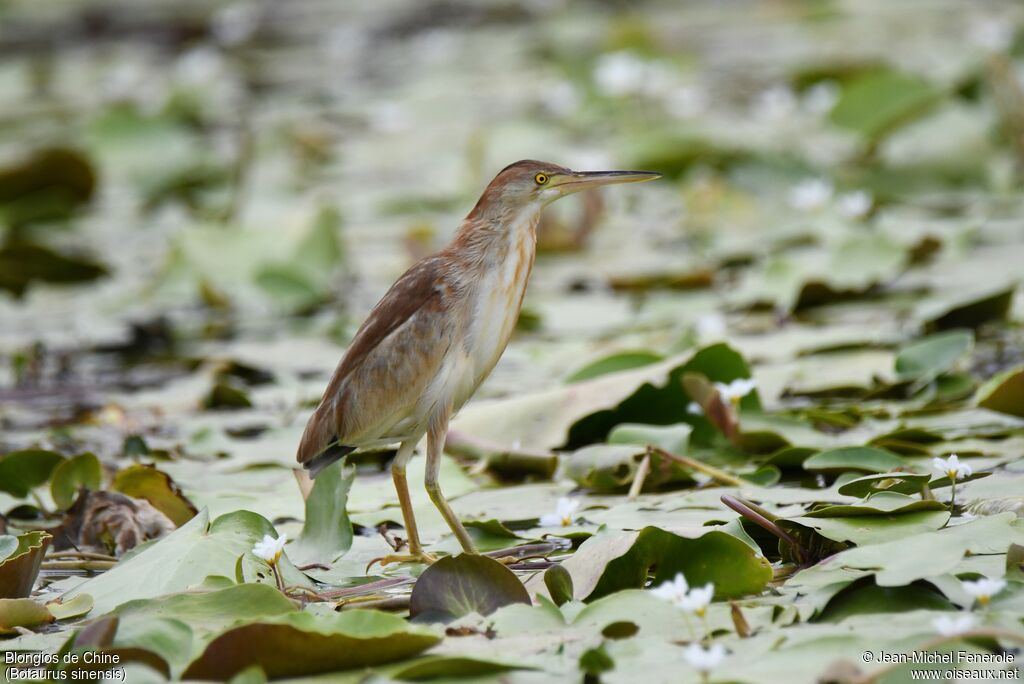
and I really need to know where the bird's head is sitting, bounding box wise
[468,160,660,219]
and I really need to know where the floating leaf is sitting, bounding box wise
[566,351,663,383]
[0,244,108,297]
[802,446,908,474]
[546,527,771,602]
[0,598,54,634]
[829,69,939,142]
[544,564,574,607]
[182,610,440,680]
[63,509,278,615]
[0,449,64,498]
[409,554,530,622]
[46,594,94,621]
[50,452,103,510]
[894,330,973,383]
[289,457,354,566]
[0,531,52,599]
[975,364,1024,418]
[111,464,198,527]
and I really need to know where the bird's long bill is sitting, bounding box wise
[556,169,661,193]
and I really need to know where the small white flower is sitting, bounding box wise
[714,378,757,404]
[687,401,704,416]
[962,577,1007,606]
[650,572,689,605]
[212,2,261,46]
[969,17,1014,53]
[593,51,672,98]
[252,533,287,564]
[753,86,797,120]
[679,582,715,616]
[788,178,834,211]
[932,454,972,481]
[683,642,726,672]
[933,613,977,636]
[695,314,727,341]
[802,81,839,115]
[539,497,580,527]
[837,190,873,219]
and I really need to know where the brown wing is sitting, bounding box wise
[296,256,455,465]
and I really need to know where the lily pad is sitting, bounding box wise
[182,610,440,680]
[111,464,198,527]
[50,452,103,510]
[0,531,52,599]
[802,446,908,474]
[545,527,772,602]
[0,449,64,498]
[975,364,1024,418]
[289,457,354,566]
[409,554,530,622]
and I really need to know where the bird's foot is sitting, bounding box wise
[366,551,438,571]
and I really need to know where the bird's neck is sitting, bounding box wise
[449,203,541,274]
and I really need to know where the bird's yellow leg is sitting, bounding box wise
[368,440,437,568]
[425,423,478,554]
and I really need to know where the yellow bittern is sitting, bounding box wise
[297,160,660,564]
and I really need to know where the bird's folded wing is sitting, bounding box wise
[297,256,455,464]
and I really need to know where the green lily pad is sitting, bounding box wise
[829,69,939,142]
[803,446,908,474]
[0,531,52,599]
[837,472,932,497]
[409,554,530,622]
[894,330,973,383]
[63,509,280,615]
[0,449,64,498]
[975,364,1024,418]
[289,457,354,566]
[546,527,772,602]
[182,610,440,680]
[567,350,663,383]
[50,452,103,510]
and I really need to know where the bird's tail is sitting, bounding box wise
[297,401,354,478]
[304,443,355,478]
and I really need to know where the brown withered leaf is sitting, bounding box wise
[53,490,175,557]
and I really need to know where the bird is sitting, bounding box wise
[296,160,660,564]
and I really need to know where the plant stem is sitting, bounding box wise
[649,447,744,487]
[47,551,118,562]
[40,560,117,571]
[628,452,652,500]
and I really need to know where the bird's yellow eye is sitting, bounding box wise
[534,173,548,186]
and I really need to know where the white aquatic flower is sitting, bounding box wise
[714,378,757,404]
[788,178,834,211]
[593,51,672,97]
[933,613,977,636]
[687,401,704,416]
[539,497,580,527]
[252,533,287,564]
[679,582,715,616]
[837,190,873,219]
[969,17,1015,53]
[932,454,972,481]
[802,81,839,115]
[650,572,689,605]
[962,577,1007,606]
[753,86,798,120]
[695,314,727,340]
[683,642,726,672]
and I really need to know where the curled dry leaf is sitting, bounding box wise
[54,490,175,557]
